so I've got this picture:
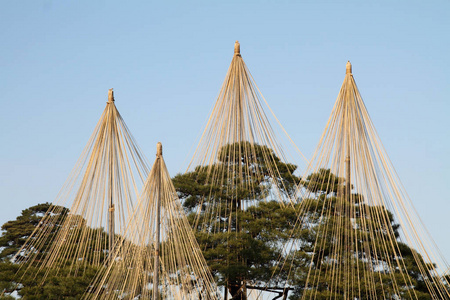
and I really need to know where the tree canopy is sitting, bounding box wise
[173,143,301,300]
[0,203,106,299]
[174,142,447,300]
[1,157,447,299]
[287,169,445,300]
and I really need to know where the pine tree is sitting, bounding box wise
[0,204,107,299]
[173,143,300,299]
[288,169,440,300]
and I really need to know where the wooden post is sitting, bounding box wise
[153,142,163,300]
[345,62,352,204]
[107,88,115,261]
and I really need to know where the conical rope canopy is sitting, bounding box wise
[172,41,309,300]
[175,41,308,230]
[86,143,222,300]
[272,62,450,299]
[13,89,150,282]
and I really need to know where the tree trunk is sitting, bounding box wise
[228,281,247,300]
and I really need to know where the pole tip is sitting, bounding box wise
[156,142,163,157]
[108,88,115,103]
[346,61,352,74]
[234,40,240,56]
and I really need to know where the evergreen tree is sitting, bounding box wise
[0,203,106,299]
[288,169,442,300]
[173,142,301,300]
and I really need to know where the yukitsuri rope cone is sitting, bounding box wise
[172,42,307,299]
[86,143,222,300]
[13,89,150,283]
[274,62,450,299]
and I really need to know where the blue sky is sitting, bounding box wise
[0,1,449,262]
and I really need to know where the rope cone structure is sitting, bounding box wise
[86,143,222,300]
[13,89,150,281]
[275,62,450,299]
[173,42,307,299]
[181,40,308,212]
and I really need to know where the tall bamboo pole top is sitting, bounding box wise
[108,88,115,103]
[234,41,241,56]
[346,61,352,75]
[157,142,163,157]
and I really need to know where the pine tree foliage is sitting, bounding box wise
[174,143,301,300]
[0,204,105,299]
[287,170,444,299]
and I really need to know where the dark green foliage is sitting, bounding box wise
[175,159,447,299]
[0,203,106,299]
[302,168,343,196]
[176,143,299,213]
[11,265,99,300]
[173,143,301,299]
[288,169,443,300]
[0,203,65,262]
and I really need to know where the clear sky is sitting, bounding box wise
[0,1,449,263]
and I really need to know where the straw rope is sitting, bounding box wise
[86,143,221,299]
[175,41,308,299]
[13,89,150,284]
[272,62,450,299]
